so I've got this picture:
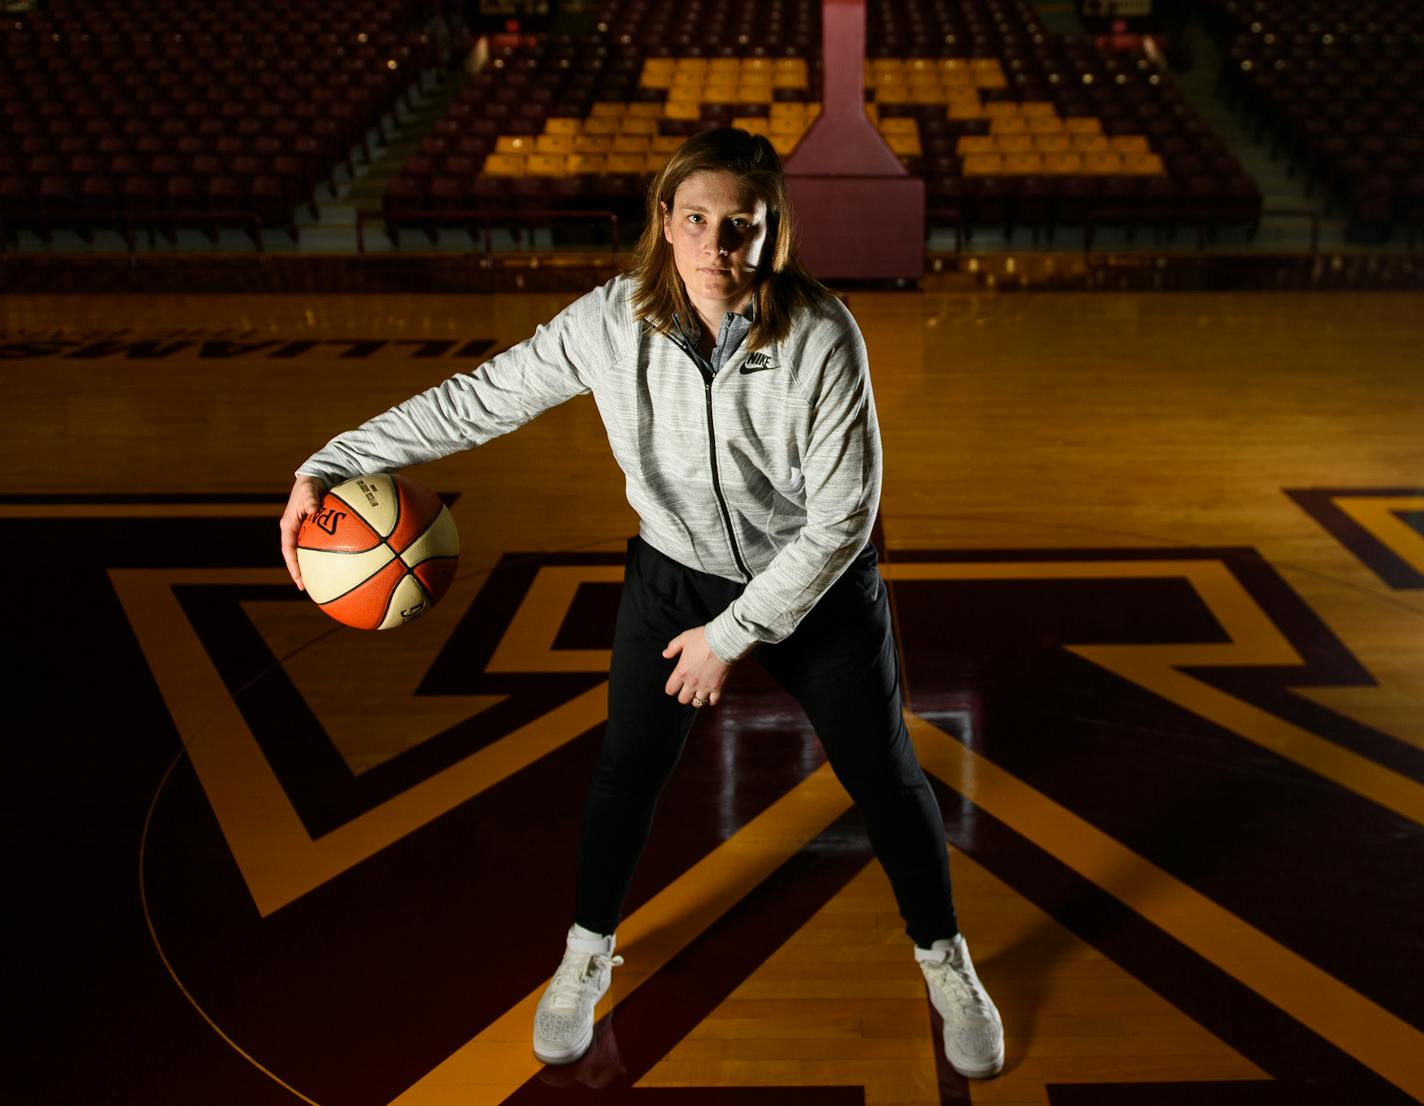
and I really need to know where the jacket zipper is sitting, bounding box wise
[700,368,751,581]
[666,340,751,583]
[671,326,752,582]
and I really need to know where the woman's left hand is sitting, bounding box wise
[663,627,732,707]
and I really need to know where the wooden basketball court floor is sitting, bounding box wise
[5,287,1422,1106]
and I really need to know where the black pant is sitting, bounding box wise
[575,536,959,948]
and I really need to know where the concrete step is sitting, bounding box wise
[308,69,467,242]
[1167,22,1348,247]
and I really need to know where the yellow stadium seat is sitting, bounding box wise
[620,115,657,134]
[995,133,1034,153]
[907,87,945,104]
[962,152,1004,176]
[1021,101,1056,117]
[1064,116,1103,134]
[640,70,673,90]
[1004,152,1043,174]
[1072,133,1110,152]
[535,133,573,154]
[736,84,773,102]
[1082,152,1124,174]
[527,153,566,176]
[1043,152,1083,174]
[582,117,620,135]
[495,135,534,155]
[703,80,738,102]
[973,69,1008,90]
[1027,114,1064,133]
[612,134,651,152]
[948,98,986,119]
[770,133,801,155]
[732,117,770,135]
[885,132,922,156]
[879,117,918,135]
[674,58,707,76]
[644,152,669,173]
[985,101,1019,117]
[708,58,739,76]
[652,135,682,153]
[567,153,607,175]
[772,60,807,88]
[807,103,822,119]
[1110,134,1150,153]
[663,99,701,121]
[627,102,662,119]
[990,114,1028,133]
[742,58,770,74]
[545,118,581,136]
[770,102,806,121]
[1124,152,1165,175]
[957,135,996,155]
[970,58,1001,72]
[573,134,613,153]
[1033,133,1071,152]
[590,102,625,117]
[483,153,525,176]
[606,153,645,173]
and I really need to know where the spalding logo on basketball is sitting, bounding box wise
[296,473,459,630]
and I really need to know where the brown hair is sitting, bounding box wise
[628,127,828,350]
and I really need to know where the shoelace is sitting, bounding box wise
[544,951,624,1014]
[925,955,993,1017]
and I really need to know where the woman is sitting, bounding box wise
[279,127,1003,1079]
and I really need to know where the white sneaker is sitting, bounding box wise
[916,934,1004,1079]
[533,925,624,1065]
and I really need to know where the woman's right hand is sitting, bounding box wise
[279,475,326,590]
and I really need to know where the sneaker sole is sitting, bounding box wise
[946,1042,1005,1080]
[533,1026,594,1066]
[926,989,1004,1079]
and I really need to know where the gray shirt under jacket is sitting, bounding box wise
[297,274,883,664]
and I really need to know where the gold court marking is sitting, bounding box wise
[112,566,612,917]
[1334,495,1424,578]
[881,560,1424,826]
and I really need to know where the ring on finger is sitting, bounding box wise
[691,696,705,708]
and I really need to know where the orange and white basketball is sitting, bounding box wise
[296,473,459,630]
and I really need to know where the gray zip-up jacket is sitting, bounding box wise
[297,274,882,663]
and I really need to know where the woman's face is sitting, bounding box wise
[661,169,770,314]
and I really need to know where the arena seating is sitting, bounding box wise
[384,0,1259,248]
[0,0,435,246]
[1203,0,1424,243]
[1,0,1264,251]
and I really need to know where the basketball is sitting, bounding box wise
[296,473,459,630]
